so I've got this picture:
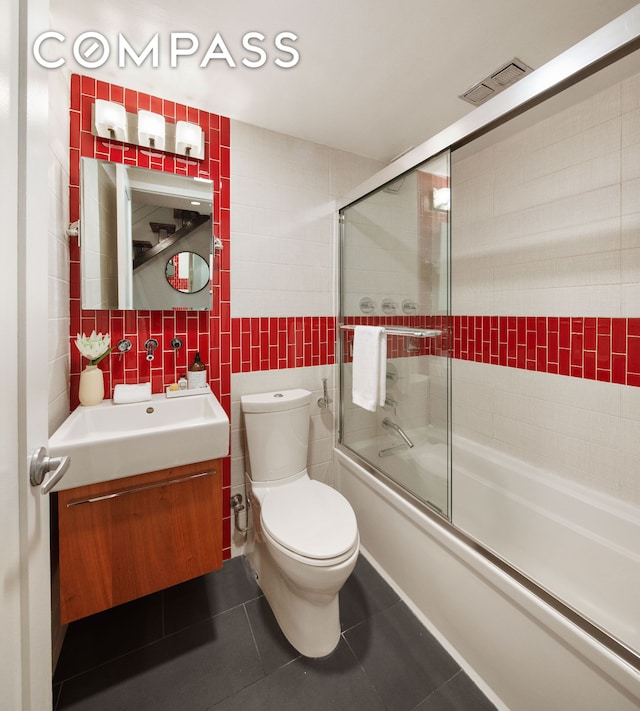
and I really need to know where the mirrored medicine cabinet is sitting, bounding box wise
[80,157,214,310]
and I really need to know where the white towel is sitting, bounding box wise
[113,382,152,404]
[352,326,386,412]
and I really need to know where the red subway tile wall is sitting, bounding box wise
[168,278,190,292]
[231,316,336,372]
[166,256,189,292]
[69,74,233,557]
[452,316,640,386]
[341,315,640,386]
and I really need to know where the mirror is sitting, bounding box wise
[165,252,211,293]
[80,158,214,310]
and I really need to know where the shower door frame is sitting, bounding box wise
[335,5,640,674]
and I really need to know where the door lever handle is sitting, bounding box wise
[30,447,70,495]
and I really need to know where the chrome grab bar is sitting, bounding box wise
[339,324,441,338]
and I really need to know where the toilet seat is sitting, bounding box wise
[261,478,358,561]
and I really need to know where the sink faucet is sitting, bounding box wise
[382,417,414,448]
[144,338,159,361]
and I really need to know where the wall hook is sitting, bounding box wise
[381,298,398,315]
[359,297,376,314]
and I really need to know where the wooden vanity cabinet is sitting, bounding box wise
[57,459,222,624]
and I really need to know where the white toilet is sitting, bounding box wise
[241,388,359,658]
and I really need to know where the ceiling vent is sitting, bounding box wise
[459,58,533,107]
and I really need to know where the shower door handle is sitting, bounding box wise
[29,446,70,495]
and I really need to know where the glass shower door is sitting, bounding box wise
[339,151,451,516]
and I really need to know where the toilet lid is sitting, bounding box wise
[261,479,358,560]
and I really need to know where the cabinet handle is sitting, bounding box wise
[66,470,215,508]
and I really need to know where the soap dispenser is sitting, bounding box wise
[187,352,207,389]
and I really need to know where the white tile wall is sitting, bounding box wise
[450,63,640,506]
[452,359,640,503]
[230,120,381,318]
[48,69,71,433]
[341,172,427,317]
[451,67,640,318]
[621,84,640,314]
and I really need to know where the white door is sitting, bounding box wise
[1,0,54,708]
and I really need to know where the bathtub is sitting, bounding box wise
[335,441,640,711]
[451,435,640,654]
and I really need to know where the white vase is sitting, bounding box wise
[78,364,104,406]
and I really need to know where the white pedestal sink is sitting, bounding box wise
[48,385,229,491]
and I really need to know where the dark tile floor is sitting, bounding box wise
[53,554,497,711]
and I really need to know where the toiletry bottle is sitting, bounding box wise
[178,374,188,390]
[187,352,207,389]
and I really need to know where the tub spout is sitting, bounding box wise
[382,417,414,448]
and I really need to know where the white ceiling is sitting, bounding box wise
[50,0,639,163]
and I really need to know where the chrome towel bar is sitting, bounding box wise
[339,324,441,338]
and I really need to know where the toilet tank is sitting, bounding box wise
[241,389,311,482]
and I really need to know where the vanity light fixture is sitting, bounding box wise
[175,120,204,159]
[137,109,166,151]
[91,102,206,160]
[94,99,128,142]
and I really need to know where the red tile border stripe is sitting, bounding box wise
[340,315,640,386]
[452,316,640,386]
[231,316,336,372]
